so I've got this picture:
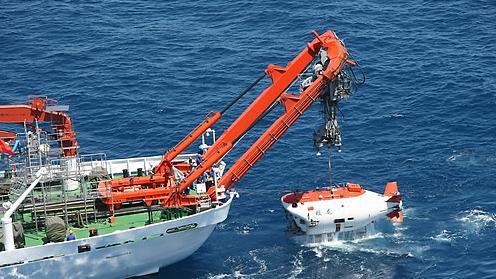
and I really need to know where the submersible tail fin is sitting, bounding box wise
[384,181,403,223]
[384,181,399,197]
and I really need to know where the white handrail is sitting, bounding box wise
[2,167,47,251]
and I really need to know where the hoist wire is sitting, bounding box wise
[221,73,266,114]
[328,148,333,185]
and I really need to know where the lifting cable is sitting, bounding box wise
[220,73,266,114]
[328,148,333,186]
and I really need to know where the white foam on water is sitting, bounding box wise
[288,249,305,279]
[301,233,393,257]
[209,248,282,279]
[7,268,29,279]
[458,208,496,233]
[290,222,418,260]
[448,154,462,161]
[288,222,385,250]
[446,149,493,166]
[248,250,267,274]
[430,229,458,242]
[307,240,415,261]
[234,221,258,235]
[216,222,227,230]
[208,270,244,279]
[207,274,231,279]
[390,214,412,241]
[312,246,324,258]
[239,225,253,235]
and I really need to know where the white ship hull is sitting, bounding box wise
[0,197,233,279]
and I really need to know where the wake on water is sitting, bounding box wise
[288,215,418,260]
[458,208,496,235]
[289,223,380,247]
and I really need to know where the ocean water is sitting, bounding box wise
[1,0,495,278]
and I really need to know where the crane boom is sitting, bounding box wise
[97,30,355,210]
[153,111,222,174]
[203,33,326,161]
[176,31,350,195]
[0,96,78,157]
[217,33,348,191]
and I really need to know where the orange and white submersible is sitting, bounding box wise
[280,47,403,240]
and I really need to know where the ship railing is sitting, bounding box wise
[78,153,108,176]
[2,130,78,182]
[0,193,10,210]
[104,155,161,178]
[2,167,47,251]
[12,172,101,231]
[15,130,68,166]
[45,153,107,181]
[46,158,79,181]
[6,153,107,205]
[102,153,195,178]
[195,195,212,212]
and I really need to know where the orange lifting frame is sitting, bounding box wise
[99,30,353,208]
[0,96,78,157]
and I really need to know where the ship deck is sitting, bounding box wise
[2,205,193,248]
[0,153,215,250]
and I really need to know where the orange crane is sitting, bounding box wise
[0,96,78,157]
[98,30,356,210]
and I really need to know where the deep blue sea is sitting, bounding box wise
[1,1,496,278]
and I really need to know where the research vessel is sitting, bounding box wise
[0,30,357,278]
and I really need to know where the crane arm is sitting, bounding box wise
[202,36,323,161]
[217,33,349,191]
[206,31,350,195]
[151,72,268,175]
[175,30,351,196]
[98,30,355,210]
[153,111,222,174]
[0,97,78,156]
[172,31,331,194]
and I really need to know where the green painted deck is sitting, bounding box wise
[16,208,191,248]
[2,174,204,249]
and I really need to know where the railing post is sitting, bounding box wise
[2,167,47,251]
